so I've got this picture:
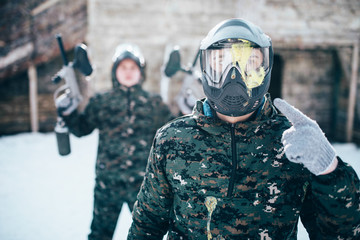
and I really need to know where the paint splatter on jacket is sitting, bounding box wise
[128,95,360,240]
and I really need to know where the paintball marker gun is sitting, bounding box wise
[162,45,204,114]
[52,34,93,156]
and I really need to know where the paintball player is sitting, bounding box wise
[58,43,173,240]
[127,19,360,239]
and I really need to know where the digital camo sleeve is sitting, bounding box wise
[300,158,360,239]
[64,96,98,137]
[127,137,173,239]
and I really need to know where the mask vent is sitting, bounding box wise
[251,100,260,109]
[222,95,247,106]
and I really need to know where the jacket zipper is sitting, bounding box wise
[227,123,237,197]
[127,88,131,117]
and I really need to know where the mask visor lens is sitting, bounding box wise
[201,40,269,89]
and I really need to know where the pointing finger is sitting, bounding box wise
[273,98,312,126]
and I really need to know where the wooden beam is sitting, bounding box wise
[346,41,359,142]
[28,64,39,133]
[31,0,61,16]
[0,43,33,69]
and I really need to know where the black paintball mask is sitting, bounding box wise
[200,19,273,117]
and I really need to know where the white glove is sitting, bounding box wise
[274,98,337,175]
[55,93,77,116]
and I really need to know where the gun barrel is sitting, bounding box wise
[56,34,69,66]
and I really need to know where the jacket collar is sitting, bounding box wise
[193,93,277,135]
[118,84,142,92]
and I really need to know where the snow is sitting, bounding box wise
[0,130,359,240]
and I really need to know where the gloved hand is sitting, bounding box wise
[273,98,337,176]
[55,93,77,117]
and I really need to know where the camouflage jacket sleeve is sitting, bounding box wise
[127,135,173,239]
[63,96,99,137]
[300,157,360,239]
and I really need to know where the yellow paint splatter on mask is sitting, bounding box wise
[231,40,266,97]
[245,67,265,89]
[205,196,217,240]
[231,41,252,73]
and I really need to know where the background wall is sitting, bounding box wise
[0,0,89,134]
[86,0,360,142]
[87,0,360,90]
[0,0,359,144]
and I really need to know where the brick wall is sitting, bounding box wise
[86,0,359,91]
[86,0,360,143]
[1,0,359,142]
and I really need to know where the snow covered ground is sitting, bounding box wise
[0,130,359,240]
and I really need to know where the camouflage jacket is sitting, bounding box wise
[128,96,360,240]
[64,84,172,181]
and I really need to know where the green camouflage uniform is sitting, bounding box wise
[64,84,172,240]
[128,95,360,240]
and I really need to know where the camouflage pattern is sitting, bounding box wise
[128,94,360,240]
[64,83,172,240]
